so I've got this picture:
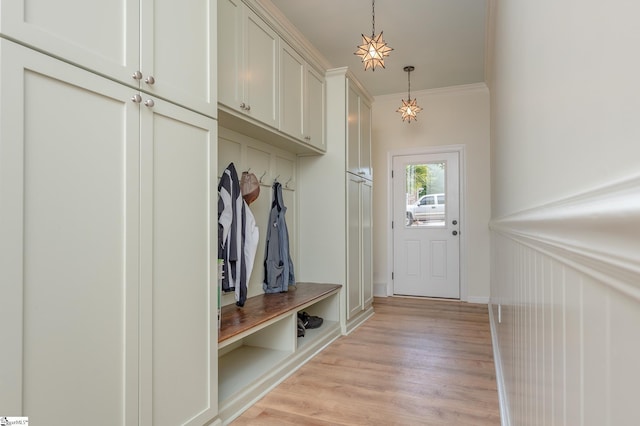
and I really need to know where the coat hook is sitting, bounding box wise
[259,171,267,183]
[245,167,251,173]
[285,176,293,188]
[274,175,280,183]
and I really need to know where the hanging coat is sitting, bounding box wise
[263,181,295,293]
[218,162,258,306]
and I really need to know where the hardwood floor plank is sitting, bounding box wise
[231,296,500,425]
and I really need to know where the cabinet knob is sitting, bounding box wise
[245,104,251,111]
[304,136,311,141]
[131,94,142,103]
[240,102,246,110]
[145,75,155,85]
[144,99,155,108]
[132,70,143,80]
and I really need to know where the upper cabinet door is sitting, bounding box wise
[279,42,305,141]
[218,0,279,128]
[0,0,139,84]
[218,0,244,113]
[244,8,279,128]
[346,85,360,175]
[306,66,326,151]
[0,0,217,118]
[359,99,372,180]
[141,0,217,118]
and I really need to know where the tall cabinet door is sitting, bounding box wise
[141,0,217,116]
[0,40,141,425]
[0,0,139,84]
[346,85,360,175]
[139,99,217,426]
[361,179,373,308]
[359,100,372,180]
[346,174,363,320]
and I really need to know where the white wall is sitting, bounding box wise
[488,1,640,424]
[371,84,491,301]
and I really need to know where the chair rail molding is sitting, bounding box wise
[490,174,640,300]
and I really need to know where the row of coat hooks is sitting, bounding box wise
[248,169,293,189]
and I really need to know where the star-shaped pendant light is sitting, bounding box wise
[354,0,393,71]
[397,66,423,122]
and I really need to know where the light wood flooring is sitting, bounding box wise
[231,296,501,425]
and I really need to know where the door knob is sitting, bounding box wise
[452,220,458,225]
[452,230,458,236]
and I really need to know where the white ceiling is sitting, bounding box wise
[267,0,488,97]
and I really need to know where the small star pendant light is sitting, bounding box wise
[354,0,393,71]
[397,66,422,122]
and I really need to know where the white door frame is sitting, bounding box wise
[386,145,468,300]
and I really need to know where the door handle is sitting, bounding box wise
[452,230,458,236]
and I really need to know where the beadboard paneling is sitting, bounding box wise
[489,176,640,426]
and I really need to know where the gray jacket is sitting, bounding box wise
[263,182,295,293]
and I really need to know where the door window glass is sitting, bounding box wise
[405,162,446,228]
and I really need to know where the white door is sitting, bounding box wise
[393,152,460,298]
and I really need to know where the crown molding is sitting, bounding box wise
[251,0,332,73]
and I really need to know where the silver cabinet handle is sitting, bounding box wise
[145,75,155,85]
[132,70,142,80]
[304,136,311,141]
[245,104,251,111]
[144,99,155,108]
[131,94,142,103]
[240,102,246,110]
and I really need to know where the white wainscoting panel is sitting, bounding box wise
[490,176,640,426]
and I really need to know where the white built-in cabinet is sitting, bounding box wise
[347,175,374,320]
[345,79,374,323]
[347,85,373,180]
[0,0,218,424]
[218,0,326,154]
[280,42,326,151]
[218,0,279,128]
[298,68,374,333]
[0,0,217,117]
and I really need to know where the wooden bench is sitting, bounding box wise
[219,282,342,344]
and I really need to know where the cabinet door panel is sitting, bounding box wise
[0,0,139,88]
[218,0,244,111]
[360,100,372,180]
[142,0,217,117]
[139,101,217,426]
[280,43,305,140]
[346,175,362,319]
[245,9,279,128]
[346,85,360,175]
[306,67,325,151]
[361,180,373,307]
[0,40,140,424]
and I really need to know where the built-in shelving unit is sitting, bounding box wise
[217,282,341,424]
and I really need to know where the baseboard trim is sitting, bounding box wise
[467,296,489,304]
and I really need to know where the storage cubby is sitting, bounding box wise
[218,315,294,402]
[217,282,342,424]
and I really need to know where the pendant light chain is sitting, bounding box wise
[372,0,376,36]
[407,67,411,100]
